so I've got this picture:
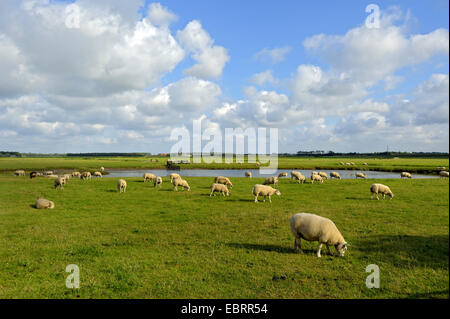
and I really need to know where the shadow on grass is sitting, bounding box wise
[358,235,449,270]
[227,243,297,254]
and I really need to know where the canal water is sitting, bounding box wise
[103,169,439,179]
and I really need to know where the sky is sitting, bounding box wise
[0,0,448,154]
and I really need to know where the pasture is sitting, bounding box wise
[0,172,448,298]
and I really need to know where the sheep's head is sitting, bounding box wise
[336,242,348,257]
[388,192,394,199]
[275,189,281,196]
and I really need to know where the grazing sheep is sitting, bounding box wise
[47,174,59,179]
[362,162,368,166]
[81,172,91,180]
[63,174,71,180]
[117,179,127,193]
[345,163,351,166]
[439,171,449,178]
[356,172,366,179]
[350,162,355,166]
[330,172,341,179]
[93,171,102,178]
[318,172,328,180]
[278,172,288,178]
[173,178,190,191]
[45,171,54,176]
[154,176,163,188]
[30,171,38,179]
[35,198,55,209]
[100,167,105,172]
[144,173,156,182]
[263,176,279,187]
[311,171,319,175]
[214,176,233,188]
[370,183,394,200]
[400,172,412,179]
[291,171,306,184]
[252,184,281,203]
[14,170,25,176]
[54,177,65,189]
[245,171,252,178]
[290,213,347,258]
[170,173,181,183]
[311,174,323,184]
[339,162,345,165]
[210,183,230,196]
[71,172,81,178]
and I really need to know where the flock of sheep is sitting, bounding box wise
[12,165,449,258]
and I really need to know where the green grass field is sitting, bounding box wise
[0,156,448,174]
[0,174,448,298]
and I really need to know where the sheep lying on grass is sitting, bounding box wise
[245,171,252,178]
[370,183,394,200]
[214,176,233,188]
[356,172,366,179]
[400,172,412,179]
[311,174,323,184]
[154,176,163,188]
[290,213,347,258]
[173,178,190,191]
[439,171,449,178]
[14,170,25,176]
[144,173,156,182]
[263,176,278,187]
[35,198,55,209]
[252,184,281,203]
[170,173,181,183]
[117,179,127,193]
[210,183,230,196]
[330,172,341,179]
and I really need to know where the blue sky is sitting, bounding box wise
[0,0,448,153]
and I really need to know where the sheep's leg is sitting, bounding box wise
[294,237,302,252]
[269,195,272,203]
[382,194,385,200]
[263,195,266,202]
[326,245,333,256]
[376,194,379,200]
[254,195,258,203]
[316,243,323,258]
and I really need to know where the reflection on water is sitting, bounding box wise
[104,169,438,179]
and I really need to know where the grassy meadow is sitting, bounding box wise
[0,171,448,298]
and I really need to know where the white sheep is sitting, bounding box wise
[47,174,59,179]
[117,179,127,193]
[311,174,323,184]
[263,176,279,187]
[291,171,306,184]
[63,174,71,181]
[330,172,341,179]
[170,173,181,183]
[35,198,55,209]
[54,177,65,189]
[318,172,328,180]
[400,172,412,179]
[439,171,449,178]
[144,173,156,182]
[278,172,288,178]
[245,171,252,178]
[210,183,230,196]
[252,184,281,203]
[173,178,190,191]
[93,171,102,178]
[370,183,394,200]
[14,170,25,176]
[356,172,366,179]
[81,172,91,180]
[290,213,347,258]
[154,176,163,188]
[71,172,81,178]
[214,176,233,188]
[45,171,54,176]
[100,167,105,172]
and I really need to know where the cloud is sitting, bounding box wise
[146,2,177,27]
[254,46,291,64]
[249,70,279,86]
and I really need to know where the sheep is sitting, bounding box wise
[345,163,351,166]
[35,198,55,209]
[30,171,38,179]
[263,176,279,187]
[117,179,127,193]
[330,172,341,179]
[278,172,288,178]
[252,184,281,203]
[93,171,102,178]
[350,162,355,166]
[144,173,156,182]
[100,167,105,172]
[290,213,347,258]
[437,166,446,170]
[47,174,59,179]
[339,162,345,165]
[439,171,449,178]
[362,162,368,166]
[291,171,306,184]
[370,183,394,200]
[400,172,412,179]
[311,174,323,184]
[214,176,233,188]
[245,171,252,178]
[311,171,318,175]
[210,183,230,196]
[14,170,25,176]
[356,172,366,179]
[54,177,65,189]
[154,176,163,188]
[63,174,71,181]
[71,172,81,178]
[81,172,91,180]
[45,171,54,176]
[318,172,328,180]
[170,173,181,183]
[173,178,190,191]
